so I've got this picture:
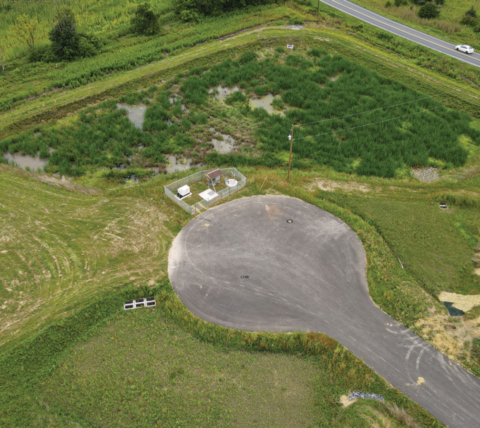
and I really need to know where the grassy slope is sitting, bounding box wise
[0,165,178,346]
[41,308,323,428]
[302,166,480,366]
[346,0,480,46]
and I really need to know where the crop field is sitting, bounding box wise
[2,49,479,179]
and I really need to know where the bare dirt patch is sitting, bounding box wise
[438,291,480,312]
[340,394,356,407]
[310,179,372,193]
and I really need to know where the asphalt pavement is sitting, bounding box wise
[321,0,480,67]
[169,196,480,428]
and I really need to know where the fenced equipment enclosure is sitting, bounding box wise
[164,168,246,214]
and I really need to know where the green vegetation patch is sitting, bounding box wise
[41,308,322,428]
[320,192,480,296]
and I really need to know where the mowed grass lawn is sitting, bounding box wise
[38,306,421,428]
[41,308,321,428]
[0,165,177,346]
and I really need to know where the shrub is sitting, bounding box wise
[378,31,394,40]
[465,6,477,18]
[474,24,480,32]
[418,2,439,19]
[394,0,408,6]
[308,48,327,57]
[174,0,281,21]
[49,8,80,60]
[131,3,160,35]
[385,1,392,7]
[288,18,303,25]
[77,34,101,58]
[225,91,247,104]
[460,15,478,27]
[29,44,57,63]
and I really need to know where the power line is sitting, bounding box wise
[295,92,449,127]
[292,105,443,141]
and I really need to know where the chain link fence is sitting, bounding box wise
[164,168,246,215]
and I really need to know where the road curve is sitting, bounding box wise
[169,196,480,428]
[321,0,480,67]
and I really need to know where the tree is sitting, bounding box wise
[131,3,160,35]
[418,2,439,18]
[13,14,38,52]
[49,8,80,60]
[465,6,477,18]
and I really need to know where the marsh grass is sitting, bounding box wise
[3,49,479,179]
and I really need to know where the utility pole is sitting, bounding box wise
[287,124,294,182]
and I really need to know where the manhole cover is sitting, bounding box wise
[287,219,293,224]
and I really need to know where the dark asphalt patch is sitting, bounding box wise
[169,195,480,428]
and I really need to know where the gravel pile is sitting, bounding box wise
[349,391,385,402]
[411,167,440,183]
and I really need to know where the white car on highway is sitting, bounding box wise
[455,45,474,54]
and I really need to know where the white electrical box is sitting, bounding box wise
[177,185,191,197]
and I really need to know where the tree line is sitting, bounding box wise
[174,0,283,22]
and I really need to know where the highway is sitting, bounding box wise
[321,0,480,67]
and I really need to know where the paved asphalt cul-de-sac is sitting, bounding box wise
[321,0,480,68]
[169,195,480,428]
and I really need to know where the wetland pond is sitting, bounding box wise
[210,132,237,154]
[3,149,54,171]
[166,156,203,174]
[250,94,285,116]
[117,104,147,129]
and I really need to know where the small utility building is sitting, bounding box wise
[205,168,222,189]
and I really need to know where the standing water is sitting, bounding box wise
[211,133,237,154]
[3,148,54,171]
[209,85,241,102]
[250,94,285,116]
[117,104,147,129]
